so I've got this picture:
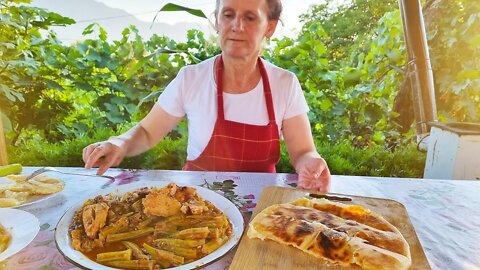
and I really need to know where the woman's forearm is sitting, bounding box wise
[107,124,153,157]
[108,105,183,157]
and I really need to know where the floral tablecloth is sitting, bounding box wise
[1,168,479,270]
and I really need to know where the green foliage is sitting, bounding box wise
[8,126,187,170]
[266,10,406,148]
[153,3,207,21]
[123,130,187,170]
[320,141,425,177]
[298,0,480,126]
[265,22,345,142]
[299,0,397,65]
[9,128,423,178]
[0,0,75,135]
[277,140,425,178]
[2,0,218,143]
[424,0,480,121]
[346,10,407,147]
[8,128,111,166]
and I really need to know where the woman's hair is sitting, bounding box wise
[214,0,283,20]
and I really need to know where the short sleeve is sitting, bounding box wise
[283,74,310,120]
[156,68,186,117]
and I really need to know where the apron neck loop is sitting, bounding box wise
[216,55,276,125]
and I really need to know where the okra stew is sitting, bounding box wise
[68,183,232,269]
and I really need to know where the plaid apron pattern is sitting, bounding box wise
[184,56,280,172]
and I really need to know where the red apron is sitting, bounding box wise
[183,55,280,172]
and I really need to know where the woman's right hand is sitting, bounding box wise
[82,139,127,175]
[82,106,182,175]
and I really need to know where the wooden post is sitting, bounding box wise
[0,107,8,165]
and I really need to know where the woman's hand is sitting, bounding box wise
[296,157,331,192]
[281,114,331,192]
[81,107,182,176]
[82,139,127,175]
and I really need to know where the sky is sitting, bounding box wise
[96,0,322,33]
[30,0,330,42]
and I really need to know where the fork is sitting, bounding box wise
[24,167,116,181]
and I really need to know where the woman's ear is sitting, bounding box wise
[265,20,279,39]
[214,17,219,33]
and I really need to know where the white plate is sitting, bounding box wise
[55,182,245,270]
[12,193,60,209]
[0,208,40,261]
[0,177,63,208]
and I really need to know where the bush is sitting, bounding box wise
[9,127,424,178]
[276,140,425,178]
[8,127,187,170]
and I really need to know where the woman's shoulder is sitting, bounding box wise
[172,56,217,96]
[179,55,217,76]
[262,58,298,83]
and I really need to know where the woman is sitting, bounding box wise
[83,0,331,192]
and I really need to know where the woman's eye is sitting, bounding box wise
[223,12,233,18]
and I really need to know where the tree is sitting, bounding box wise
[423,0,480,122]
[0,0,74,141]
[299,0,397,65]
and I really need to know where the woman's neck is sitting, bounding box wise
[219,54,261,94]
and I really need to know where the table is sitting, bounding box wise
[1,167,479,270]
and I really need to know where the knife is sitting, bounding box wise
[308,193,352,202]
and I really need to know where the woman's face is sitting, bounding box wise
[216,0,278,60]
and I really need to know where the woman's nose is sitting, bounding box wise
[232,17,244,32]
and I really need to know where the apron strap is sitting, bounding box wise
[257,58,276,125]
[216,55,276,125]
[216,55,225,121]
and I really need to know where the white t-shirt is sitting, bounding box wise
[157,55,309,160]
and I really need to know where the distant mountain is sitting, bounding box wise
[30,0,212,43]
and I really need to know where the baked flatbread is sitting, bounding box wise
[248,197,411,270]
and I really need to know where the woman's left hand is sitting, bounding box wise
[297,157,331,192]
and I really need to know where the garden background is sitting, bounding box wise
[1,0,479,177]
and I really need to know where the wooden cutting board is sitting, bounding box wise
[230,186,430,270]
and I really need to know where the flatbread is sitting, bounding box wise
[248,197,411,270]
